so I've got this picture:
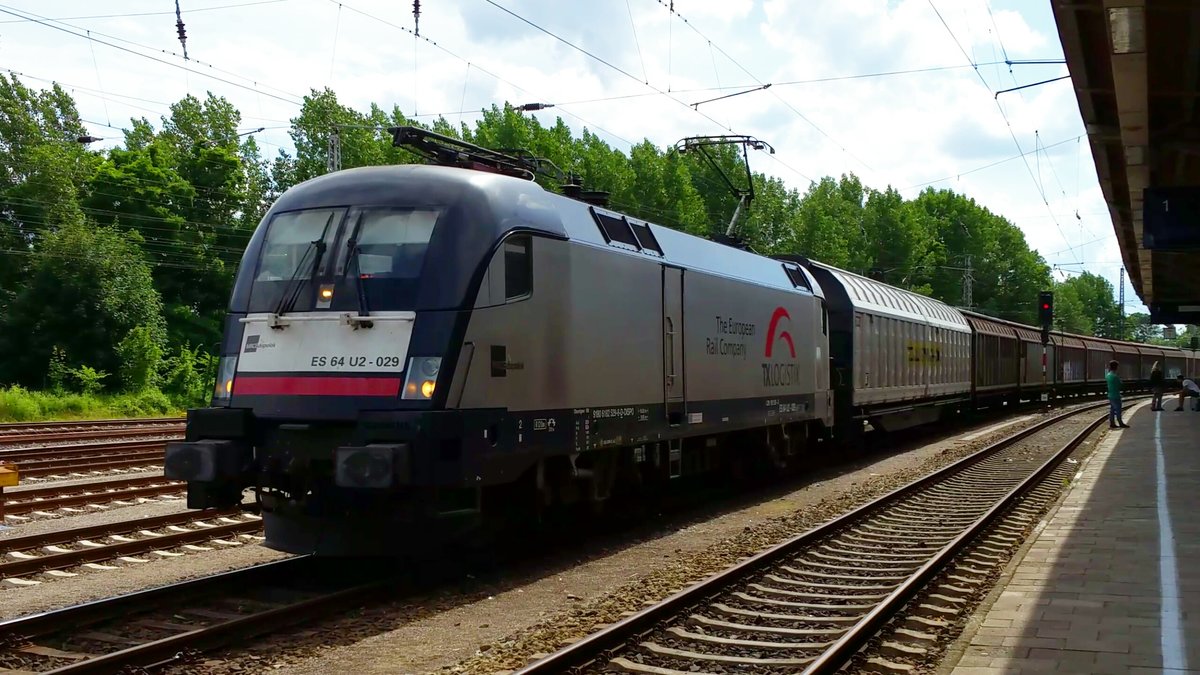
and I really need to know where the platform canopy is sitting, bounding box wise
[1053,1,1200,324]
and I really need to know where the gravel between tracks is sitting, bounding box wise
[151,405,1097,675]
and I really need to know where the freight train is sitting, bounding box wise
[164,127,1200,556]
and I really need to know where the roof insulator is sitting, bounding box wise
[175,0,189,59]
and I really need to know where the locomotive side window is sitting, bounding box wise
[592,210,641,248]
[504,235,532,300]
[630,222,663,255]
[783,264,812,292]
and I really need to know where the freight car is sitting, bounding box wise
[164,127,1179,557]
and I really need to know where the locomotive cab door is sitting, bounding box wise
[663,265,685,426]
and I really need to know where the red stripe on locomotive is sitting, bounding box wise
[233,376,402,397]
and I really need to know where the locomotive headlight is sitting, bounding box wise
[402,357,441,400]
[335,446,394,489]
[212,357,238,405]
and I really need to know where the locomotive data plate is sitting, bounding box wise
[236,312,414,373]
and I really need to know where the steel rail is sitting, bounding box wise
[13,452,165,476]
[0,425,183,444]
[0,518,262,579]
[44,578,391,674]
[0,417,182,432]
[515,399,1123,674]
[801,408,1109,673]
[0,557,398,675]
[0,557,312,639]
[4,477,182,515]
[0,440,167,462]
[0,508,243,552]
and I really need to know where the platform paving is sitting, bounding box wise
[942,398,1200,675]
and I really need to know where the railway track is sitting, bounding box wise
[1,511,263,584]
[1,476,183,518]
[6,452,164,479]
[513,400,1120,675]
[0,419,183,445]
[0,440,167,463]
[0,556,395,674]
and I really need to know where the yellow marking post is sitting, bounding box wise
[0,462,16,523]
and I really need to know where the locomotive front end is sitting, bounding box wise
[163,164,562,555]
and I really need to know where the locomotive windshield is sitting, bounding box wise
[246,206,442,313]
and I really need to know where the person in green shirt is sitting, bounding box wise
[1106,360,1129,429]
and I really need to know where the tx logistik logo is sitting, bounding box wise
[765,307,796,358]
[762,306,801,387]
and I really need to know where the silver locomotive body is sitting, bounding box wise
[165,164,834,555]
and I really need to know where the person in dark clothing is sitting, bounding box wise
[1150,361,1165,411]
[1106,360,1129,428]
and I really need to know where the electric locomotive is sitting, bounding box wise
[165,128,835,555]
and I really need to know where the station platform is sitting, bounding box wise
[942,398,1200,674]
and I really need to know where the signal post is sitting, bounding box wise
[1039,291,1054,405]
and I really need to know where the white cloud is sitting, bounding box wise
[0,0,1144,312]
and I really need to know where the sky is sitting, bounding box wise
[0,0,1153,316]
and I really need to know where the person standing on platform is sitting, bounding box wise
[1150,361,1165,411]
[1106,360,1129,428]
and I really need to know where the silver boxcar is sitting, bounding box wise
[962,311,1020,402]
[1053,333,1087,387]
[798,260,971,433]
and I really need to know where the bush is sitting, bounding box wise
[161,344,215,408]
[0,385,182,422]
[117,326,163,391]
[68,365,108,395]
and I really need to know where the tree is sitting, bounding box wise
[1057,272,1122,338]
[0,221,166,388]
[0,74,99,302]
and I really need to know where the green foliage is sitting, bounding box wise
[161,344,216,408]
[0,385,179,423]
[1055,272,1122,338]
[68,365,109,395]
[47,346,70,393]
[0,221,166,388]
[117,326,164,391]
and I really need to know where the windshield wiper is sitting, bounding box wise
[344,239,374,327]
[273,238,325,318]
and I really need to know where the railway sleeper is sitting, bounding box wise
[912,603,959,618]
[778,566,909,582]
[864,656,918,674]
[710,602,863,625]
[762,573,898,593]
[687,614,848,637]
[639,641,816,666]
[879,640,929,658]
[665,626,831,650]
[903,614,949,631]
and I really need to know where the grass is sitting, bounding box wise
[0,385,185,423]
